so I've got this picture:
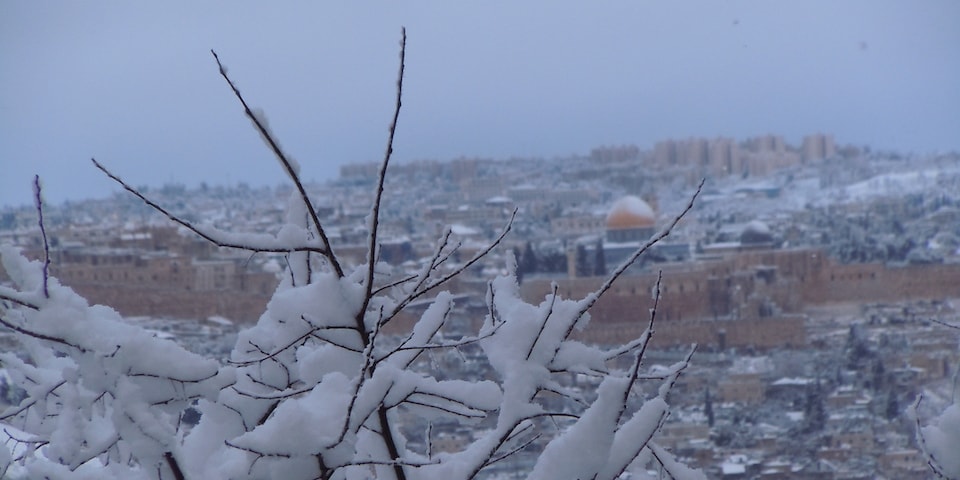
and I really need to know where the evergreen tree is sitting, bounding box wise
[539,251,566,273]
[514,248,525,285]
[885,392,900,420]
[704,387,715,427]
[593,237,607,276]
[803,378,827,433]
[844,323,872,369]
[575,244,591,277]
[870,359,886,391]
[520,241,539,275]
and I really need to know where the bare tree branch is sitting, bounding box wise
[32,175,50,299]
[526,283,560,360]
[378,208,517,329]
[486,433,541,467]
[913,394,956,480]
[209,50,343,277]
[376,321,504,369]
[164,451,186,480]
[933,318,960,330]
[336,306,386,447]
[0,288,39,310]
[0,316,87,353]
[92,158,330,255]
[364,26,407,305]
[619,271,662,421]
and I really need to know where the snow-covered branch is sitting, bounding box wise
[1,29,706,480]
[210,50,343,278]
[92,158,333,257]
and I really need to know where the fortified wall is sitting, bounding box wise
[521,248,960,349]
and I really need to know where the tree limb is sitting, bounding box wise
[92,158,330,255]
[210,50,343,277]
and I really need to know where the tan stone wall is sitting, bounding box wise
[571,315,806,350]
[521,247,960,348]
[819,262,960,304]
[68,284,271,322]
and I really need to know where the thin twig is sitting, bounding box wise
[365,26,406,303]
[379,208,517,328]
[355,28,408,382]
[618,271,662,423]
[0,290,39,310]
[231,384,314,401]
[525,283,560,360]
[932,318,960,330]
[92,159,328,255]
[486,433,542,467]
[382,297,452,369]
[0,381,66,421]
[336,306,386,447]
[426,422,433,460]
[0,316,87,353]
[228,326,320,366]
[376,321,504,368]
[372,272,418,297]
[32,176,50,298]
[913,394,954,480]
[210,50,343,277]
[395,397,486,419]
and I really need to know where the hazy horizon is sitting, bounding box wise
[2,1,959,207]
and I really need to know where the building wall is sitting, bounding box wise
[521,245,960,348]
[67,283,272,322]
[817,262,960,304]
[550,215,606,237]
[571,315,806,350]
[650,135,804,181]
[801,133,836,163]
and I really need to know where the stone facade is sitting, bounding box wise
[521,246,960,348]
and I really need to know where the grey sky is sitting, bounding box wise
[2,1,958,207]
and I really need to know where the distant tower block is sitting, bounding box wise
[801,134,836,163]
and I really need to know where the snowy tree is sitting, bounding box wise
[593,237,607,277]
[914,320,960,479]
[801,379,826,434]
[0,31,705,479]
[519,241,539,277]
[703,388,714,428]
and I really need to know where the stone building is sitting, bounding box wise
[521,240,960,349]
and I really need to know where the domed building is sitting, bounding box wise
[566,194,692,278]
[739,220,774,246]
[575,194,690,276]
[605,195,656,243]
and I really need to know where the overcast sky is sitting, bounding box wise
[2,1,958,207]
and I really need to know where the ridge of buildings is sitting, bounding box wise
[2,133,959,479]
[1,133,958,334]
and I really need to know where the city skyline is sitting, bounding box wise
[2,1,959,207]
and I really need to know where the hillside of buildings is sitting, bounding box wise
[2,133,960,478]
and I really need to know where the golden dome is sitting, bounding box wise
[606,195,655,230]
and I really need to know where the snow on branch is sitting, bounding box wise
[914,376,960,479]
[32,176,50,299]
[364,26,407,305]
[0,247,233,478]
[210,50,343,278]
[93,158,331,256]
